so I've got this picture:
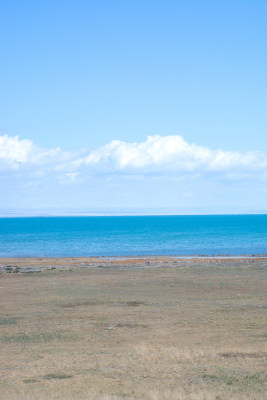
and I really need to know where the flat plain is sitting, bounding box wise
[0,257,266,400]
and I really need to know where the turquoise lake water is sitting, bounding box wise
[0,215,266,257]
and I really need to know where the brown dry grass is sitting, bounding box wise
[0,259,266,399]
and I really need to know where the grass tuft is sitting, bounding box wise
[0,332,64,343]
[0,318,18,325]
[43,373,73,380]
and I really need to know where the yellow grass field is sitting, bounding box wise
[0,258,266,399]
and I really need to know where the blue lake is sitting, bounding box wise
[0,215,266,257]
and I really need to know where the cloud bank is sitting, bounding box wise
[81,135,266,173]
[0,134,266,176]
[1,134,266,213]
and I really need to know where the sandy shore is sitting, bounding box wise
[0,255,266,270]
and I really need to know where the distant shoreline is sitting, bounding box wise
[0,213,267,218]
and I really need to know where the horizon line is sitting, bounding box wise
[0,211,266,218]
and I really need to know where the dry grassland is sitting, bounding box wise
[0,258,266,399]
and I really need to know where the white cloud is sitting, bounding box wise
[0,134,266,177]
[81,135,266,173]
[0,134,72,171]
[0,135,34,168]
[1,134,266,213]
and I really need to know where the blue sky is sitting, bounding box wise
[0,0,266,214]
